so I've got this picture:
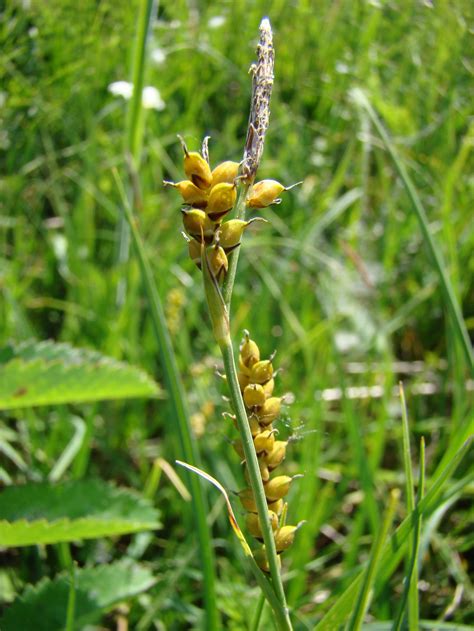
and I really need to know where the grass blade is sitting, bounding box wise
[315,438,471,631]
[114,172,219,630]
[350,88,473,373]
[116,0,154,304]
[348,489,400,631]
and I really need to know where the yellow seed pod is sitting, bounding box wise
[238,355,252,377]
[245,510,278,539]
[247,179,286,208]
[239,488,257,513]
[253,430,276,454]
[244,458,270,484]
[164,180,208,208]
[274,525,299,552]
[217,220,248,251]
[268,498,284,515]
[250,360,273,384]
[264,440,287,470]
[264,475,293,501]
[258,459,270,482]
[240,334,260,368]
[257,397,282,425]
[243,383,266,408]
[206,182,237,221]
[254,547,281,573]
[182,146,213,190]
[211,160,240,186]
[187,238,202,268]
[262,378,275,398]
[238,371,250,392]
[207,244,228,282]
[235,414,260,436]
[181,209,215,243]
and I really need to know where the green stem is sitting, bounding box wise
[116,0,155,305]
[251,592,267,631]
[351,89,473,373]
[222,181,251,308]
[219,337,292,630]
[118,175,219,631]
[348,489,399,631]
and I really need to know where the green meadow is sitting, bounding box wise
[1,1,473,629]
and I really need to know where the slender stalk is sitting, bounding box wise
[348,489,400,631]
[219,336,292,630]
[222,181,252,308]
[351,88,473,373]
[65,562,76,631]
[251,592,267,631]
[116,172,219,631]
[116,0,155,305]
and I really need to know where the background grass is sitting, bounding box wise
[1,1,473,629]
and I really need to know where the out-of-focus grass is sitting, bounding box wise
[1,1,473,628]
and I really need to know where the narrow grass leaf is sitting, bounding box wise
[348,489,400,631]
[114,170,219,629]
[48,416,86,482]
[350,88,474,373]
[315,438,471,630]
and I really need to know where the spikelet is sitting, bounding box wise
[211,160,240,186]
[232,332,301,561]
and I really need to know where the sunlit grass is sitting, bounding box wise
[1,1,473,628]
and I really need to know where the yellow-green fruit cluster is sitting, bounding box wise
[166,139,255,283]
[235,332,300,570]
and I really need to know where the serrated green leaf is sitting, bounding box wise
[0,479,160,546]
[0,340,159,409]
[0,560,156,631]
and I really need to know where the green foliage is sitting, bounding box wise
[0,340,159,409]
[0,561,156,631]
[1,0,473,628]
[0,479,160,546]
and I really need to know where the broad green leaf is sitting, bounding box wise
[0,340,159,409]
[0,479,160,546]
[0,560,156,631]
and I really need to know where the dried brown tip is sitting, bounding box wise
[242,17,274,181]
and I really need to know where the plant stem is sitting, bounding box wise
[116,0,155,306]
[219,336,292,630]
[117,174,219,631]
[251,592,266,631]
[222,181,251,308]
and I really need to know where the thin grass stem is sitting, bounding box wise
[251,592,267,631]
[348,489,400,631]
[115,170,220,631]
[222,181,251,309]
[116,0,154,305]
[351,88,473,373]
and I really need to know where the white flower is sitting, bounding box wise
[108,81,134,99]
[108,82,165,111]
[142,86,165,111]
[151,48,167,65]
[208,15,225,29]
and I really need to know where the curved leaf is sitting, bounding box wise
[0,479,160,547]
[0,340,159,409]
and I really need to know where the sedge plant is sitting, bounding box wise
[168,18,301,631]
